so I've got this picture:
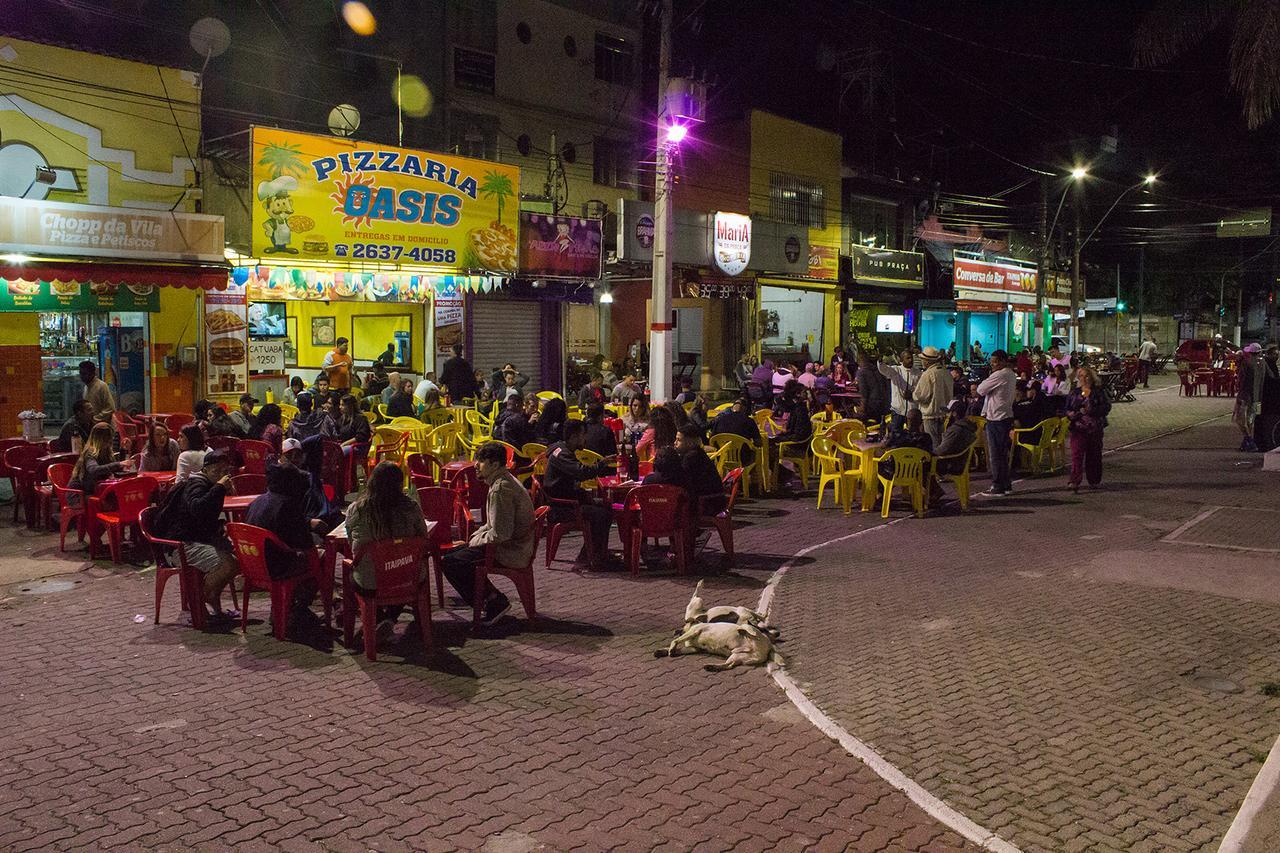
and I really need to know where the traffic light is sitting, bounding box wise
[1116,300,1127,312]
[1219,305,1227,317]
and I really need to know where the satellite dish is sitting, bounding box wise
[328,104,361,137]
[189,17,231,59]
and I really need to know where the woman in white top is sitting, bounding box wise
[174,423,208,482]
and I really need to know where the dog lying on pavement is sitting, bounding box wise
[655,581,779,671]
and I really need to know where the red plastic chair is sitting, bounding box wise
[229,473,267,496]
[112,411,140,445]
[406,452,444,488]
[139,505,201,629]
[623,484,690,577]
[530,478,596,570]
[39,462,72,534]
[344,442,371,492]
[341,536,433,660]
[321,439,345,498]
[49,463,85,551]
[698,468,742,564]
[236,439,273,475]
[227,522,330,640]
[165,413,195,435]
[1177,370,1197,397]
[472,505,549,629]
[4,442,47,525]
[603,417,625,445]
[93,476,159,563]
[449,463,488,534]
[416,486,468,606]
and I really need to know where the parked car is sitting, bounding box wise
[1050,335,1102,354]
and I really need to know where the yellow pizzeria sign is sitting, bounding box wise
[250,127,519,272]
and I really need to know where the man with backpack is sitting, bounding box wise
[153,449,239,617]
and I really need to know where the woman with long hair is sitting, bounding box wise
[249,403,284,454]
[335,394,371,448]
[535,396,568,443]
[621,396,649,445]
[1065,366,1110,493]
[344,461,430,634]
[175,424,207,483]
[387,378,416,419]
[831,361,852,386]
[421,387,443,412]
[637,405,677,460]
[139,423,179,472]
[69,422,130,496]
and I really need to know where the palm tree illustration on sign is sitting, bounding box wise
[479,171,514,225]
[258,142,307,179]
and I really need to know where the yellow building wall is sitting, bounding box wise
[748,111,843,282]
[285,301,426,376]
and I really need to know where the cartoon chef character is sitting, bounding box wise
[257,175,299,254]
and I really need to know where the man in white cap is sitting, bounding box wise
[912,345,954,447]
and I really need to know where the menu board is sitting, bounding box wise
[204,284,248,396]
[0,278,160,312]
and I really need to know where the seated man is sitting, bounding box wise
[1013,380,1055,444]
[286,392,335,441]
[493,394,533,450]
[153,449,238,617]
[710,397,761,445]
[242,462,321,619]
[878,408,933,481]
[51,399,96,452]
[675,423,725,514]
[581,401,617,458]
[544,421,615,568]
[439,442,534,625]
[933,400,978,474]
[577,372,607,409]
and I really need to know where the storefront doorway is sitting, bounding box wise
[759,284,824,365]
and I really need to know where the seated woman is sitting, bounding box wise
[344,461,432,637]
[386,378,417,419]
[535,396,568,444]
[621,397,650,447]
[420,387,444,414]
[248,403,284,457]
[636,405,677,461]
[334,394,372,454]
[299,435,344,532]
[280,376,306,406]
[68,422,132,497]
[175,424,208,483]
[139,423,180,472]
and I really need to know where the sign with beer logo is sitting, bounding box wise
[713,212,751,276]
[952,256,1037,294]
[250,127,519,272]
[635,214,655,249]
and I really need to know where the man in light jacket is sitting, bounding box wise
[911,346,954,447]
[440,441,536,624]
[878,349,921,436]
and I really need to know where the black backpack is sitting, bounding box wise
[151,479,191,541]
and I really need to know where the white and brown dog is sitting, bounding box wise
[654,581,780,671]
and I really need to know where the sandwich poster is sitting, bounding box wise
[251,127,520,273]
[203,283,248,396]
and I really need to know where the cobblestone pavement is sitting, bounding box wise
[0,480,968,848]
[772,376,1280,851]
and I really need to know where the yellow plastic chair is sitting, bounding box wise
[967,415,988,468]
[875,448,930,518]
[708,402,733,418]
[464,408,492,437]
[1010,418,1058,476]
[811,409,839,432]
[811,434,844,510]
[774,432,812,490]
[831,433,867,515]
[825,419,866,447]
[1046,417,1070,472]
[930,442,976,511]
[370,426,409,469]
[575,448,607,489]
[375,403,391,424]
[536,391,563,402]
[362,410,377,425]
[709,434,759,499]
[427,422,465,464]
[521,442,548,463]
[567,408,584,421]
[422,407,454,429]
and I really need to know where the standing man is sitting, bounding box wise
[977,350,1018,497]
[79,360,115,421]
[911,346,954,447]
[322,337,354,391]
[854,351,890,425]
[878,349,921,436]
[375,342,397,368]
[1235,343,1264,452]
[1137,335,1158,388]
[438,344,477,402]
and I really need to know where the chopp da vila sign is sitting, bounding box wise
[712,211,751,276]
[250,127,519,272]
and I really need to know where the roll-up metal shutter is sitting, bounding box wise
[470,299,542,388]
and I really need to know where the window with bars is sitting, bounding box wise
[449,111,498,161]
[768,173,826,229]
[594,32,633,86]
[593,136,629,188]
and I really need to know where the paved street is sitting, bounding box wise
[1,374,1276,851]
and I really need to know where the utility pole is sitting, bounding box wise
[1136,245,1145,343]
[1069,204,1081,352]
[1115,262,1121,353]
[647,0,674,402]
[1036,175,1048,344]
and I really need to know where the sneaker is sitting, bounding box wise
[481,596,511,626]
[980,487,1007,498]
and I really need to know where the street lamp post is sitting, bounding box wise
[647,0,675,403]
